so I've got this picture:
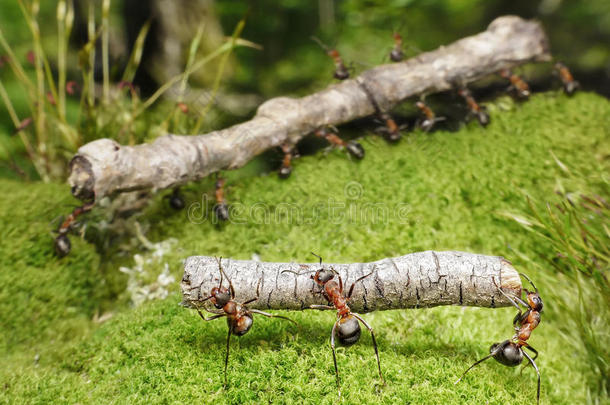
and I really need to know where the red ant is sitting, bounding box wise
[214,175,229,221]
[358,80,406,142]
[389,32,405,62]
[278,143,297,179]
[190,257,296,387]
[54,201,95,257]
[554,62,579,96]
[312,36,350,80]
[500,69,531,99]
[455,273,542,404]
[315,126,365,159]
[415,100,445,132]
[283,253,384,396]
[457,87,489,127]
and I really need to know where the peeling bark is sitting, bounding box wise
[69,16,550,202]
[181,251,523,313]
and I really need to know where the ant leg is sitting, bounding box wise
[519,273,539,293]
[330,319,341,397]
[223,327,231,388]
[347,267,376,299]
[352,313,384,385]
[520,344,539,375]
[522,348,541,405]
[454,342,507,384]
[250,309,298,326]
[216,257,236,299]
[493,277,529,315]
[243,277,262,305]
[309,305,335,310]
[194,305,226,321]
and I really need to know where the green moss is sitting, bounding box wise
[1,92,609,404]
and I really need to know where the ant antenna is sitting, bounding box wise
[215,256,224,287]
[311,252,323,266]
[311,36,330,52]
[519,273,538,293]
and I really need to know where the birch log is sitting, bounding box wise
[69,16,550,202]
[181,251,522,313]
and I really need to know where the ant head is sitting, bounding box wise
[231,313,253,336]
[312,269,335,284]
[526,290,543,312]
[327,49,340,59]
[210,286,231,309]
[490,340,523,367]
[337,315,361,346]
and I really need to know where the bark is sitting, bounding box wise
[181,251,523,313]
[69,16,550,202]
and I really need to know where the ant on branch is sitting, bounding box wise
[190,257,296,387]
[415,99,445,132]
[457,87,490,127]
[315,126,365,159]
[278,143,297,179]
[311,36,351,80]
[282,253,384,396]
[553,62,579,96]
[214,175,229,221]
[499,69,531,99]
[54,201,95,257]
[358,80,406,142]
[455,273,543,404]
[389,32,405,62]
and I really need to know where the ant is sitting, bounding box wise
[312,36,351,80]
[190,257,296,387]
[457,87,490,127]
[389,32,405,62]
[214,175,229,221]
[54,201,95,257]
[554,62,579,96]
[278,143,297,179]
[415,100,445,132]
[315,126,365,159]
[455,273,543,405]
[358,80,406,142]
[282,253,384,396]
[499,69,531,99]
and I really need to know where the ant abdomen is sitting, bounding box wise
[55,234,71,257]
[337,316,361,345]
[491,340,523,367]
[230,314,253,336]
[345,140,365,159]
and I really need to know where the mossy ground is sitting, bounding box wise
[1,92,609,404]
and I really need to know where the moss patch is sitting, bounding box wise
[1,92,609,404]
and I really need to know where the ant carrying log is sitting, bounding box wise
[189,257,296,387]
[415,100,445,132]
[358,80,406,142]
[457,87,489,127]
[455,273,543,404]
[554,62,579,96]
[312,36,351,80]
[214,175,229,221]
[278,143,297,179]
[315,126,365,159]
[282,253,384,396]
[499,69,531,99]
[54,201,95,257]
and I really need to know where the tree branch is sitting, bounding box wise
[181,251,523,312]
[69,16,550,202]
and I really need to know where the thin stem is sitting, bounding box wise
[102,0,111,104]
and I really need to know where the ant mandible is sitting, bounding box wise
[455,273,543,404]
[190,257,296,387]
[283,253,384,396]
[554,62,579,96]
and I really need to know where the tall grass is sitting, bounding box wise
[507,156,609,401]
[0,1,255,182]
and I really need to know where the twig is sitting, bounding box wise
[69,16,550,202]
[181,251,523,312]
